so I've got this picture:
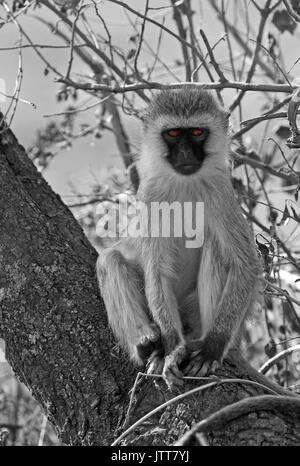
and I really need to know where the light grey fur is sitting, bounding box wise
[96,87,262,384]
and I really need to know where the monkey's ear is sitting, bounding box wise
[128,162,140,193]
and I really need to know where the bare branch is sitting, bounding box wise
[210,0,276,81]
[231,150,299,184]
[230,0,273,112]
[200,29,227,82]
[171,0,192,81]
[259,344,300,374]
[283,0,300,22]
[133,0,150,77]
[38,0,149,103]
[54,77,296,94]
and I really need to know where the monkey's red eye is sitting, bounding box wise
[191,128,203,136]
[168,129,180,137]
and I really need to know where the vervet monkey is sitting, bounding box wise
[97,86,261,388]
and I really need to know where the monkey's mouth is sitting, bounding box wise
[174,162,202,175]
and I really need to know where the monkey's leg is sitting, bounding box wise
[97,248,162,364]
[144,262,186,387]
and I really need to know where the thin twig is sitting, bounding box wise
[210,0,276,81]
[266,281,300,308]
[107,0,214,83]
[230,0,273,112]
[249,38,293,87]
[171,0,192,81]
[65,3,82,79]
[234,95,292,138]
[43,93,113,117]
[133,0,150,77]
[259,344,300,374]
[200,29,227,82]
[231,150,299,184]
[283,0,300,22]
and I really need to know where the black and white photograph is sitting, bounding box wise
[0,0,300,449]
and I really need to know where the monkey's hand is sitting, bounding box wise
[184,334,226,377]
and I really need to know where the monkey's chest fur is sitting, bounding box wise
[136,173,228,340]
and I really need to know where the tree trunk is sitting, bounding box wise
[0,116,299,446]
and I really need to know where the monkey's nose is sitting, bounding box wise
[180,150,192,161]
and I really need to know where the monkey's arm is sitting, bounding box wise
[196,254,259,371]
[193,177,261,374]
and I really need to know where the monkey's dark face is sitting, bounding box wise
[162,127,209,175]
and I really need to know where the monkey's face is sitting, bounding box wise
[139,88,229,181]
[161,127,209,175]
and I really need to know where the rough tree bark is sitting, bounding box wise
[0,115,300,446]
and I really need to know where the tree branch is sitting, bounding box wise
[55,78,296,94]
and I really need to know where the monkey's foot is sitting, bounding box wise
[136,323,163,363]
[183,348,221,377]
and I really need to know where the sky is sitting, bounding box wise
[0,0,300,203]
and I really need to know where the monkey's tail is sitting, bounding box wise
[227,349,298,397]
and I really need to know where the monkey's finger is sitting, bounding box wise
[147,348,164,365]
[147,353,164,375]
[184,361,203,377]
[197,359,220,377]
[183,352,205,376]
[168,364,183,380]
[197,360,212,376]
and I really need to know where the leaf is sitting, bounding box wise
[127,49,136,60]
[277,204,291,226]
[279,324,287,334]
[256,238,274,274]
[265,340,277,358]
[290,204,300,222]
[275,125,290,139]
[272,9,297,34]
[129,34,138,43]
[256,241,269,257]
